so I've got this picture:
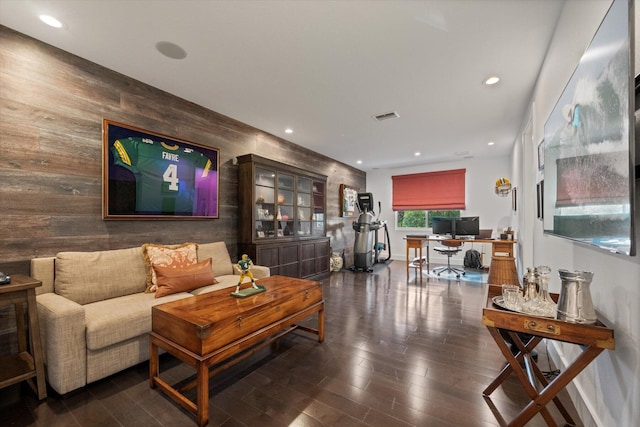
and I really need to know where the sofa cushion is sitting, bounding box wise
[55,247,147,305]
[197,242,234,277]
[142,242,198,292]
[83,291,192,351]
[154,258,219,298]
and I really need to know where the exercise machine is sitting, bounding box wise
[351,193,391,272]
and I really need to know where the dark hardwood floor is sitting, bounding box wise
[0,261,581,426]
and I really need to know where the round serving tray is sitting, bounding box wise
[491,296,555,318]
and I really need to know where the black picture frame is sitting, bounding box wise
[103,119,220,219]
[537,180,544,219]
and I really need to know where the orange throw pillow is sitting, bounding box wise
[142,242,198,292]
[154,258,218,298]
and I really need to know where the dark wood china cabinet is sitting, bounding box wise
[237,154,329,278]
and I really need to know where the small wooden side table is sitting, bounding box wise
[486,239,519,286]
[404,236,429,279]
[0,275,47,399]
[482,284,614,426]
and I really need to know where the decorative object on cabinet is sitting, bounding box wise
[237,154,330,279]
[340,184,358,217]
[103,119,220,219]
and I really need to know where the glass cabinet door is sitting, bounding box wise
[277,174,294,237]
[255,168,275,239]
[297,177,312,236]
[312,180,325,235]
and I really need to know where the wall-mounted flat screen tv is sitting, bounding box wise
[543,0,635,255]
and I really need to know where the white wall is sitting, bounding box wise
[519,1,640,426]
[367,155,513,266]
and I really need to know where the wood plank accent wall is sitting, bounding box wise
[0,26,366,275]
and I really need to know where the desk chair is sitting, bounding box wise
[432,239,466,279]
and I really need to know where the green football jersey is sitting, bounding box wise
[111,137,213,214]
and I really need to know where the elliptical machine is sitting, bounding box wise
[351,193,391,272]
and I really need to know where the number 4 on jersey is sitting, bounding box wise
[163,164,179,191]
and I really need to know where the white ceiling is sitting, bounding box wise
[0,0,568,171]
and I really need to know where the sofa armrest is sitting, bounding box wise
[233,264,270,279]
[36,293,87,395]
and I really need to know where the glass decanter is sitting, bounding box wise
[522,267,538,302]
[531,265,557,317]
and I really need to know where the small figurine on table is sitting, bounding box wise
[234,254,259,294]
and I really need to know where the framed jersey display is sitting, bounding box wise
[103,120,219,219]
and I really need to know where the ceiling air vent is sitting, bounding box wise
[373,111,399,122]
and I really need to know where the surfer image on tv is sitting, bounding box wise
[235,254,259,293]
[561,96,623,146]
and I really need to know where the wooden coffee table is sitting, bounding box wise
[149,275,324,426]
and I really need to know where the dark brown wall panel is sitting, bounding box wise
[0,26,365,273]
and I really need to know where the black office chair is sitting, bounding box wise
[432,239,466,279]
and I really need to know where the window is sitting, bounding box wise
[396,210,460,229]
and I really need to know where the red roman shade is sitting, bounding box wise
[392,169,466,211]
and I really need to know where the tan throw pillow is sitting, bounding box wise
[154,258,218,298]
[142,242,198,293]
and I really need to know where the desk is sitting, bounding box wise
[0,275,47,400]
[404,237,518,285]
[482,284,614,426]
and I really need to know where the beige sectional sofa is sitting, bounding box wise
[30,242,270,395]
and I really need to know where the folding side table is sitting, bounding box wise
[404,236,429,280]
[481,284,614,427]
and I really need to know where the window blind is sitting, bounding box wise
[392,169,466,211]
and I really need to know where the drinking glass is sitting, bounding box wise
[502,284,523,311]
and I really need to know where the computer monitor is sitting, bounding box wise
[455,216,480,236]
[431,217,454,236]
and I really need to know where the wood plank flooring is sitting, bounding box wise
[0,261,581,426]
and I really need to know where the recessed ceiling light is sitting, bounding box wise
[484,76,500,85]
[356,160,363,165]
[155,41,187,60]
[414,152,421,156]
[488,141,495,146]
[39,15,63,28]
[284,128,293,134]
